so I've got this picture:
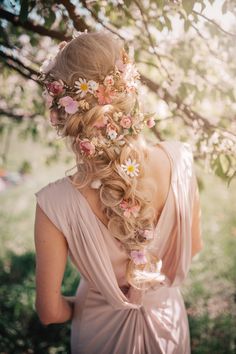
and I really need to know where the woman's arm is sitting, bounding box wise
[34,203,75,325]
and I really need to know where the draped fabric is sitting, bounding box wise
[35,140,198,354]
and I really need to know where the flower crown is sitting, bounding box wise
[38,43,156,160]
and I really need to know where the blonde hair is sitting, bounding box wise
[45,30,164,290]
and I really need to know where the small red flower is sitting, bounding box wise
[46,81,64,96]
[79,139,96,156]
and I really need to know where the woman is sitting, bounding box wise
[34,30,202,354]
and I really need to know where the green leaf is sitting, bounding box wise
[164,15,172,31]
[213,154,230,180]
[156,0,164,10]
[214,157,225,179]
[182,0,195,14]
[156,20,164,32]
[178,83,188,99]
[184,20,191,32]
[222,1,228,14]
[44,10,56,28]
[227,171,236,187]
[19,0,29,23]
[124,0,132,7]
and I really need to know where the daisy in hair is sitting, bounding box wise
[121,158,139,177]
[75,78,98,97]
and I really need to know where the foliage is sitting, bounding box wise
[0,250,79,354]
[0,0,235,182]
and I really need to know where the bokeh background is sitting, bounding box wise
[0,0,236,353]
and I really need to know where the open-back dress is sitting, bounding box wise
[35,140,199,354]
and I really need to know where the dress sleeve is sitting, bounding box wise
[190,170,203,257]
[34,181,68,237]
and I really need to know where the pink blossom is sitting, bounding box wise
[42,90,53,107]
[49,109,59,126]
[46,81,64,96]
[115,59,126,72]
[120,115,132,129]
[120,199,140,218]
[122,63,139,82]
[126,81,138,93]
[79,139,96,156]
[139,229,154,240]
[40,58,55,74]
[96,85,116,105]
[130,250,147,265]
[104,75,114,86]
[93,115,108,129]
[146,117,155,128]
[59,96,78,114]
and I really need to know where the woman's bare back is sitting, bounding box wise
[71,142,172,229]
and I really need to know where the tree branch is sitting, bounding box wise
[140,73,236,138]
[56,0,89,32]
[193,10,236,37]
[0,53,38,82]
[0,49,38,77]
[0,108,37,121]
[0,8,71,41]
[79,0,126,40]
[133,0,172,83]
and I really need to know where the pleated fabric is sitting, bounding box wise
[35,140,197,354]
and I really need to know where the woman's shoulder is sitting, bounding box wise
[152,140,194,180]
[159,139,192,152]
[35,176,69,203]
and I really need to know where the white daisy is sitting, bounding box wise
[88,80,99,93]
[74,78,89,97]
[121,158,140,177]
[107,129,118,140]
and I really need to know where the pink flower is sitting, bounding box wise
[42,90,53,107]
[120,115,132,129]
[115,59,126,72]
[79,139,96,156]
[120,199,140,218]
[93,115,108,129]
[96,85,116,105]
[104,75,114,86]
[40,58,55,74]
[46,81,64,96]
[59,96,78,114]
[126,80,139,93]
[146,117,155,128]
[49,109,59,126]
[130,250,147,265]
[139,229,154,240]
[122,63,139,82]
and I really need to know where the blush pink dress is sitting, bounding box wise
[35,140,198,354]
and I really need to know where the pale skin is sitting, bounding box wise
[34,143,203,326]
